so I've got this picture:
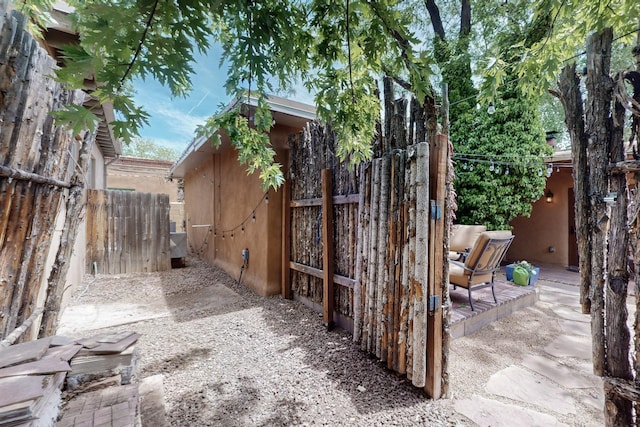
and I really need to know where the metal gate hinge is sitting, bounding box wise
[428,295,440,313]
[430,201,442,220]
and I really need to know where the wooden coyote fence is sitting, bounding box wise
[282,80,450,398]
[0,1,92,341]
[86,189,170,274]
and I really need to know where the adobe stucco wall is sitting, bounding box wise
[509,166,574,266]
[106,157,178,201]
[48,142,105,335]
[183,125,298,296]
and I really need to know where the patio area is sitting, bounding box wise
[450,264,580,339]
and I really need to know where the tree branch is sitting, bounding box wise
[367,1,414,76]
[424,0,446,40]
[380,64,412,91]
[459,0,470,38]
[118,0,160,90]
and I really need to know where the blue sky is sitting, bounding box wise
[132,45,231,154]
[132,45,314,156]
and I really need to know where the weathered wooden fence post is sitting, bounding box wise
[425,133,448,399]
[0,1,91,340]
[321,169,334,328]
[281,178,292,299]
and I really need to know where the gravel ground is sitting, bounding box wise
[62,257,603,426]
[63,257,464,426]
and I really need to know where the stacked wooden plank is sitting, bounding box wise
[0,332,140,426]
[66,332,140,391]
[0,337,76,426]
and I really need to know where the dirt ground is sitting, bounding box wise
[58,257,604,426]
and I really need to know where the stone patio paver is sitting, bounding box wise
[453,395,569,427]
[486,365,577,415]
[550,305,590,323]
[520,354,600,389]
[544,334,592,359]
[556,318,591,336]
[538,291,580,307]
[452,268,604,426]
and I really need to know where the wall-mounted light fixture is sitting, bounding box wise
[545,190,554,203]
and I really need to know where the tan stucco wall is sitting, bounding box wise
[182,125,298,296]
[107,156,184,231]
[39,141,104,338]
[106,157,178,201]
[509,167,574,266]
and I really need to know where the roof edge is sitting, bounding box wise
[168,94,316,178]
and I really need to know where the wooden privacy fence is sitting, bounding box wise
[0,0,90,341]
[283,123,359,327]
[282,79,450,398]
[86,189,170,274]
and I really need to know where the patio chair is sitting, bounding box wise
[449,230,514,311]
[449,224,487,261]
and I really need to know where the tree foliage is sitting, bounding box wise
[490,0,640,98]
[26,0,638,192]
[426,0,551,229]
[24,0,436,188]
[122,138,180,161]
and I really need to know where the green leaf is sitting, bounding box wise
[51,104,99,136]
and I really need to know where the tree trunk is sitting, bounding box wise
[557,64,592,314]
[633,28,640,425]
[584,28,613,379]
[604,77,633,426]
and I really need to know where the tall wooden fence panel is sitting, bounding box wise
[86,189,170,274]
[0,1,86,340]
[286,124,359,327]
[283,78,450,398]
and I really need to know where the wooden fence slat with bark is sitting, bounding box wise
[283,77,449,397]
[558,29,640,425]
[85,189,170,274]
[0,1,90,341]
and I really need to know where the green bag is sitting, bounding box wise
[513,266,530,286]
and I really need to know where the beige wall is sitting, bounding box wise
[509,166,573,266]
[183,125,297,296]
[39,141,104,337]
[106,157,178,201]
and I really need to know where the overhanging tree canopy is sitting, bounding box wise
[23,0,447,188]
[23,0,639,188]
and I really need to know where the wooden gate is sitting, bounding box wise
[86,189,170,274]
[282,80,450,398]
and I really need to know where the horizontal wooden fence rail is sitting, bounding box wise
[289,261,356,289]
[290,194,359,208]
[0,165,70,188]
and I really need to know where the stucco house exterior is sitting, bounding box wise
[169,95,315,296]
[508,151,577,269]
